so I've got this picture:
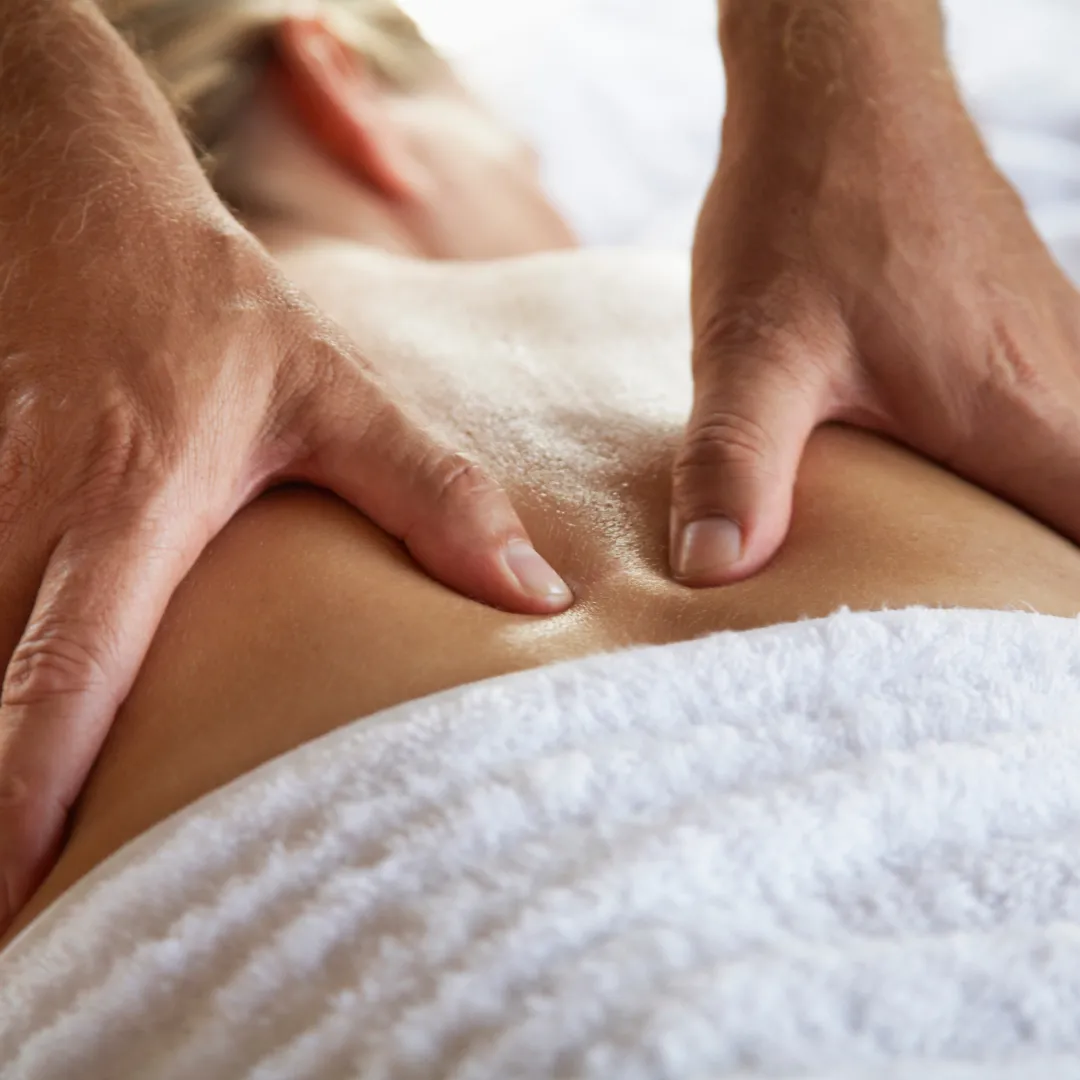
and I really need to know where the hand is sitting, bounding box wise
[0,5,570,933]
[671,7,1080,584]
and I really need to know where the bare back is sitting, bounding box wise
[8,245,1080,943]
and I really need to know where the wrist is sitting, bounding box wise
[0,0,216,227]
[719,0,980,194]
[720,0,955,146]
[719,0,946,68]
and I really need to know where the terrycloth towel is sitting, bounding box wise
[4,607,1080,1079]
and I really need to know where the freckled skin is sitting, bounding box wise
[8,244,1080,944]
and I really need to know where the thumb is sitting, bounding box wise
[671,339,834,586]
[294,364,572,616]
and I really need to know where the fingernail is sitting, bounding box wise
[674,517,742,581]
[503,540,572,606]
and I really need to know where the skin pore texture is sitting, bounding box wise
[6,19,1080,944]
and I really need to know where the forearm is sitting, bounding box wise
[717,0,962,144]
[719,0,946,82]
[0,1,219,235]
[714,0,988,199]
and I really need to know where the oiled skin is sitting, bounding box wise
[8,245,1079,944]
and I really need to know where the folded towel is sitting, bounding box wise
[4,607,1080,1079]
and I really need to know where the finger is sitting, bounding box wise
[0,507,200,930]
[296,369,573,616]
[671,337,835,587]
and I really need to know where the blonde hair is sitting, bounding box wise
[102,0,442,171]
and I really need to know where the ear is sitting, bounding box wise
[272,17,414,201]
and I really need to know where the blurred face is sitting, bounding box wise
[386,79,578,259]
[266,20,575,260]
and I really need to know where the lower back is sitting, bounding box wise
[9,250,1080,943]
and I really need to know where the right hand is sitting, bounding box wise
[0,4,570,935]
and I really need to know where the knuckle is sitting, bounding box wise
[399,450,499,552]
[695,300,778,358]
[984,317,1047,397]
[675,413,779,487]
[958,313,1071,450]
[84,394,157,482]
[3,626,113,711]
[426,452,498,513]
[75,402,172,525]
[272,327,343,427]
[0,385,169,531]
[693,284,843,380]
[0,429,43,529]
[319,385,411,469]
[694,273,795,340]
[0,383,53,515]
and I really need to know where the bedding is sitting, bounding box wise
[6,7,1080,1075]
[4,607,1080,1078]
[400,0,1080,280]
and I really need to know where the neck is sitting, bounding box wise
[220,88,426,258]
[244,204,422,261]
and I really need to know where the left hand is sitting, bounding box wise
[670,13,1080,585]
[0,0,571,936]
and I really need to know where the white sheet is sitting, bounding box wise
[5,608,1080,1078]
[402,0,1080,279]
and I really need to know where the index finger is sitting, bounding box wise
[0,509,198,931]
[292,361,574,616]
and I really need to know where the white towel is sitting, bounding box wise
[4,607,1080,1079]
